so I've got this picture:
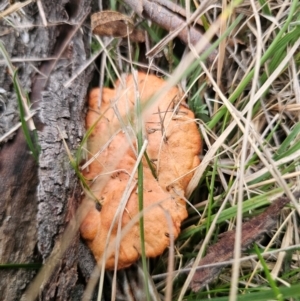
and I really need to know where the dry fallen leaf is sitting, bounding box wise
[91,11,134,38]
[190,194,293,292]
[80,72,202,269]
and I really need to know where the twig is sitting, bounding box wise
[122,0,217,63]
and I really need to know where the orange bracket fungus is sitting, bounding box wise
[80,72,202,270]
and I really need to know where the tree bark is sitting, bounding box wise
[0,0,95,300]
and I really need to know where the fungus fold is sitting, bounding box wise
[80,72,202,269]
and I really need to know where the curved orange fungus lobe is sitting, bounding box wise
[80,72,202,270]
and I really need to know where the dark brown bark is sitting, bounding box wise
[0,0,95,300]
[0,130,39,301]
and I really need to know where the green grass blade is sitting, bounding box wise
[258,0,272,15]
[13,70,39,161]
[136,93,151,301]
[275,123,300,158]
[180,188,284,240]
[0,263,42,269]
[144,151,157,180]
[254,244,283,301]
[181,14,244,81]
[207,0,299,130]
[196,283,300,301]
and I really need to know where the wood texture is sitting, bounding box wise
[0,0,94,299]
[0,130,39,301]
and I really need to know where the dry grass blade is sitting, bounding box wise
[123,0,218,62]
[190,193,294,292]
[229,2,264,300]
[0,41,36,132]
[36,0,47,26]
[0,111,36,143]
[0,0,32,19]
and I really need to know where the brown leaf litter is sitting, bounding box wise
[190,193,296,292]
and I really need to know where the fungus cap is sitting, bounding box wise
[80,72,202,269]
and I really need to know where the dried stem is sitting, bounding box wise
[122,0,217,63]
